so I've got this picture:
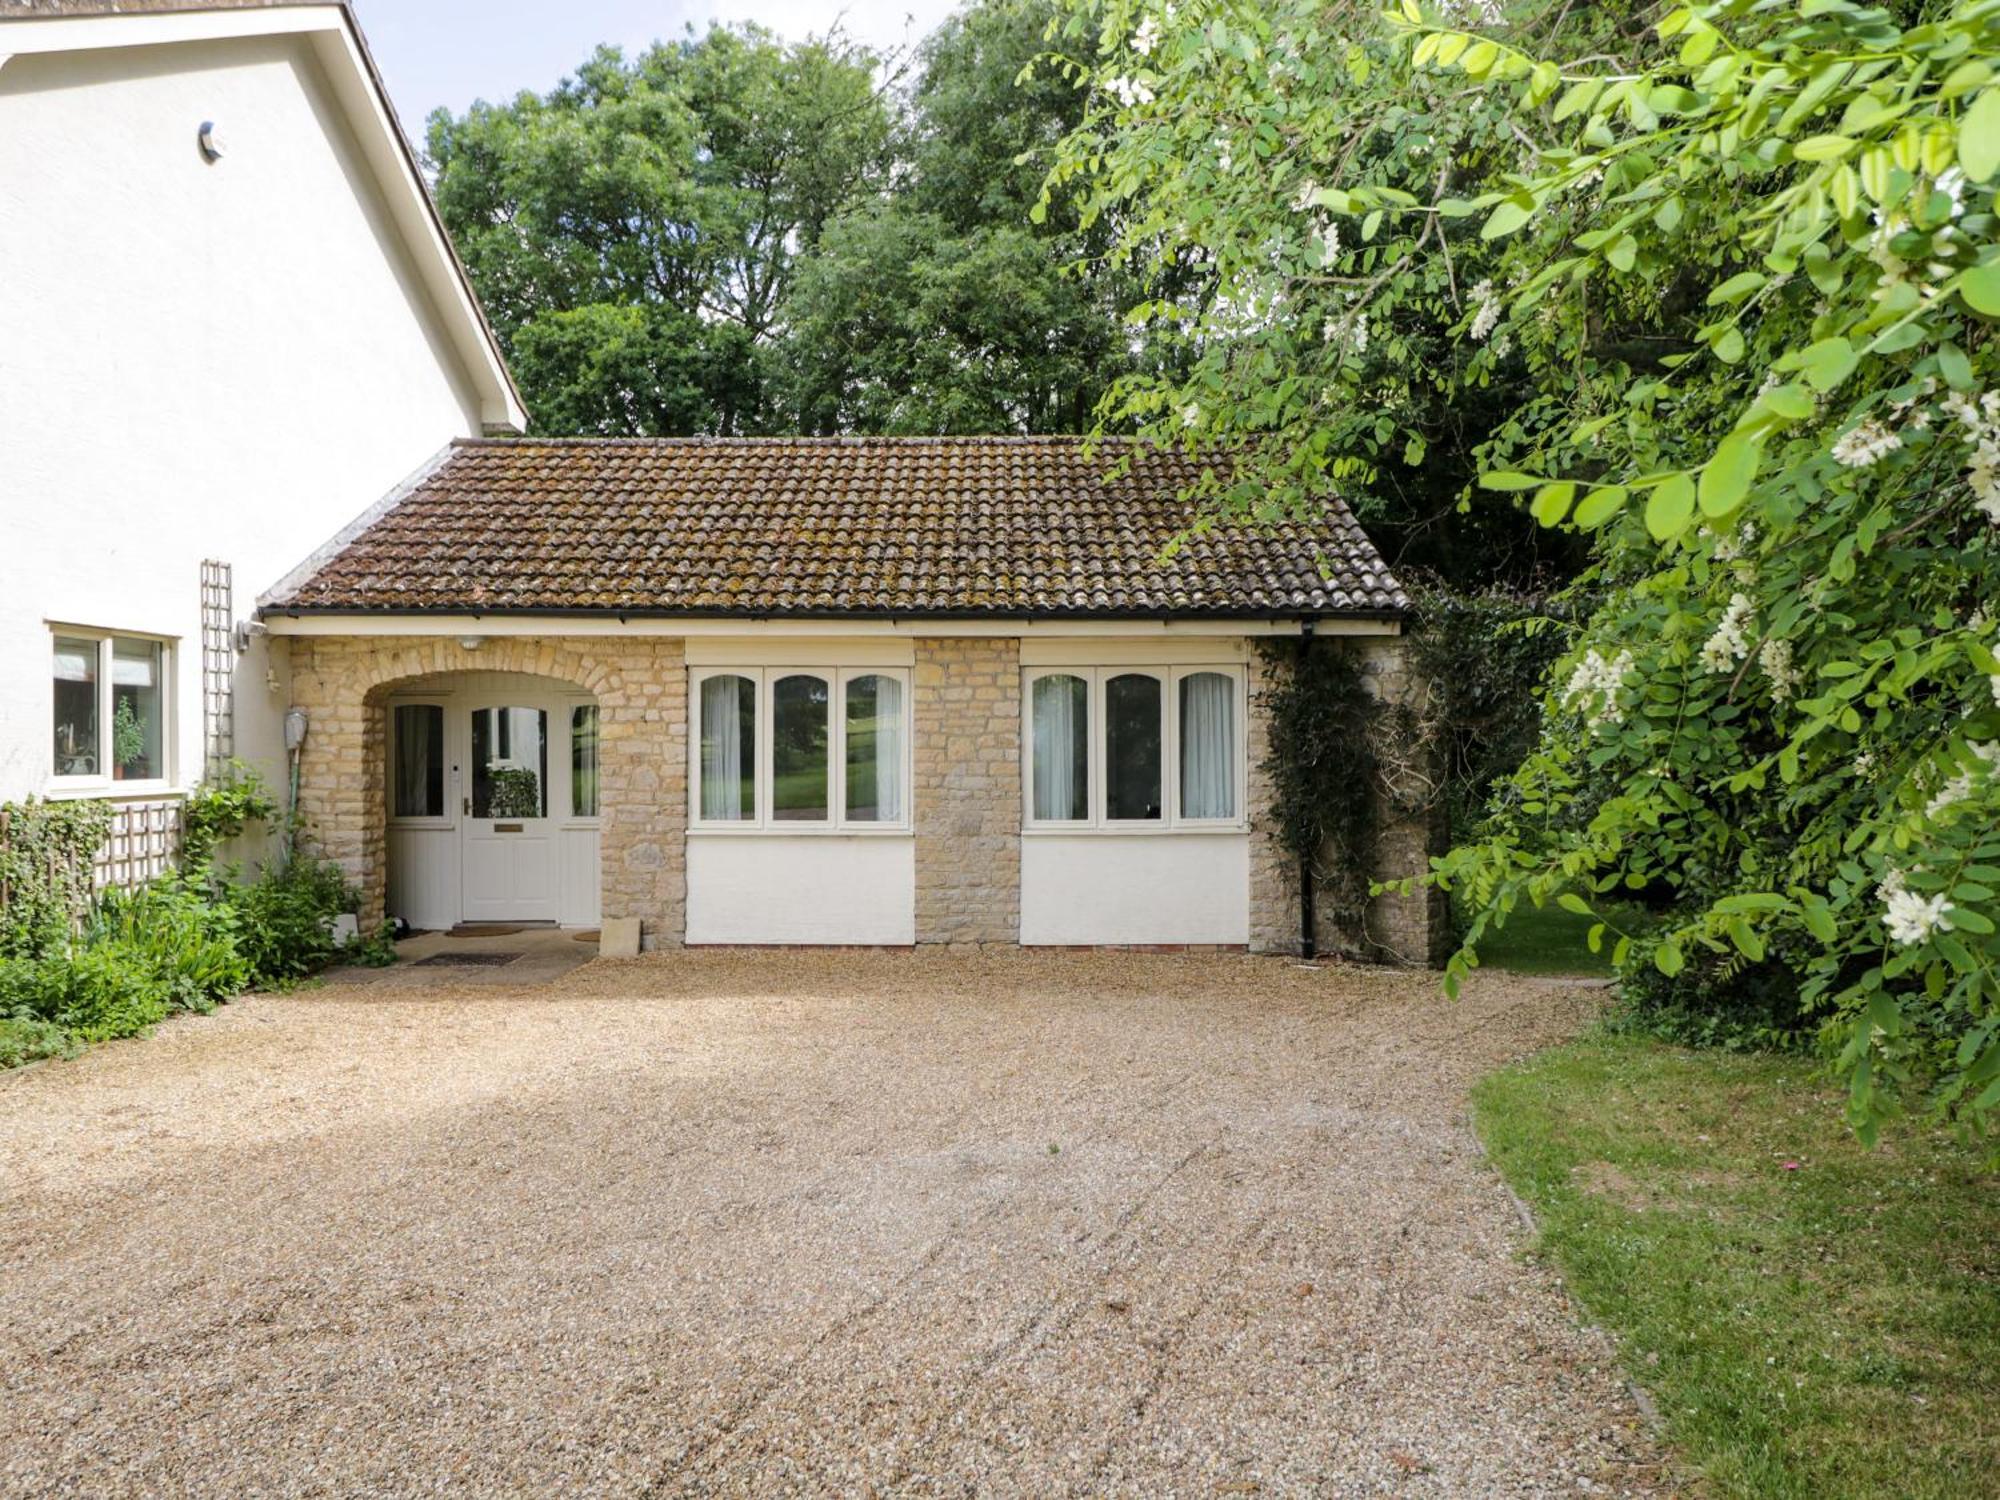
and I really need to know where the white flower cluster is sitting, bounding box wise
[1925,771,1973,819]
[1292,177,1320,213]
[1469,279,1502,342]
[1180,403,1201,428]
[1315,221,1341,265]
[1831,418,1901,468]
[1104,75,1154,108]
[1992,674,2000,710]
[1131,15,1161,55]
[1853,750,1876,776]
[1323,309,1368,356]
[1562,647,1633,729]
[1700,592,1755,673]
[1941,388,2000,525]
[1758,637,1802,701]
[1879,867,1953,946]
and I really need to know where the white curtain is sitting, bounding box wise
[393,706,435,817]
[1180,672,1235,819]
[1032,674,1086,820]
[701,675,747,820]
[872,676,904,822]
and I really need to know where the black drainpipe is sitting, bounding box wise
[1297,618,1317,961]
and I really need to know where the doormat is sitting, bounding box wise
[447,924,528,938]
[414,952,521,968]
[572,930,601,943]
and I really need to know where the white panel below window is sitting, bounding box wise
[687,835,915,945]
[1021,834,1249,945]
[386,826,459,931]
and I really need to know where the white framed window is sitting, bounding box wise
[1023,665,1246,831]
[690,667,911,831]
[50,627,175,793]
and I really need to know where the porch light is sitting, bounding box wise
[457,635,486,651]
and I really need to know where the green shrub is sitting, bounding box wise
[225,854,356,987]
[27,942,172,1043]
[0,1014,76,1067]
[89,877,248,1014]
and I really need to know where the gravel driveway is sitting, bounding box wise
[0,953,1667,1496]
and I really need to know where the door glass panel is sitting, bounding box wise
[699,675,756,820]
[571,705,599,817]
[1030,673,1088,821]
[471,706,547,817]
[1105,673,1163,821]
[392,704,444,817]
[52,635,99,777]
[772,673,830,821]
[844,674,904,822]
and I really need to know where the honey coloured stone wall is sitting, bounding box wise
[283,635,687,949]
[913,637,1021,945]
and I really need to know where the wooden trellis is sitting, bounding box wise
[92,799,183,892]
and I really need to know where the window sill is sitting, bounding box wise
[44,780,184,802]
[687,825,914,838]
[1022,823,1250,837]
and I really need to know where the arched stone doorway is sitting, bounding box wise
[377,670,600,929]
[284,634,688,946]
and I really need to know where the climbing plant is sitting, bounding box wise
[0,798,113,958]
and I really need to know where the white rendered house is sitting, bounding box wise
[0,0,522,840]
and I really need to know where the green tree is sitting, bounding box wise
[1048,0,2000,1138]
[775,0,1143,433]
[427,25,892,433]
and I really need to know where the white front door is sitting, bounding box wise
[460,701,560,923]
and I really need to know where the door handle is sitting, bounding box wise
[463,797,471,816]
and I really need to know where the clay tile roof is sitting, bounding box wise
[270,437,1410,619]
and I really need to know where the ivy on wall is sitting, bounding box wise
[0,798,114,959]
[1257,639,1385,956]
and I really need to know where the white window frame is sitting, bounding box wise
[688,666,913,834]
[1022,664,1248,833]
[47,625,177,797]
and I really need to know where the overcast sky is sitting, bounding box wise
[352,0,966,141]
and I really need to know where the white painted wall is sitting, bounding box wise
[1020,834,1251,945]
[686,836,916,945]
[0,32,488,804]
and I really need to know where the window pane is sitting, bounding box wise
[572,705,600,818]
[773,674,830,821]
[111,637,164,781]
[1179,673,1237,819]
[392,704,444,817]
[699,675,756,820]
[1030,673,1088,820]
[845,674,904,822]
[52,635,99,777]
[471,707,546,817]
[1105,673,1163,820]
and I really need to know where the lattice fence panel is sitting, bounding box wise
[93,799,183,892]
[201,559,235,780]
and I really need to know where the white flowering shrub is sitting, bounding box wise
[1045,0,2000,1140]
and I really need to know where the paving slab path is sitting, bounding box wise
[0,952,1671,1496]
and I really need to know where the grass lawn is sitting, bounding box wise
[1474,1035,2000,1498]
[1464,899,1620,977]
